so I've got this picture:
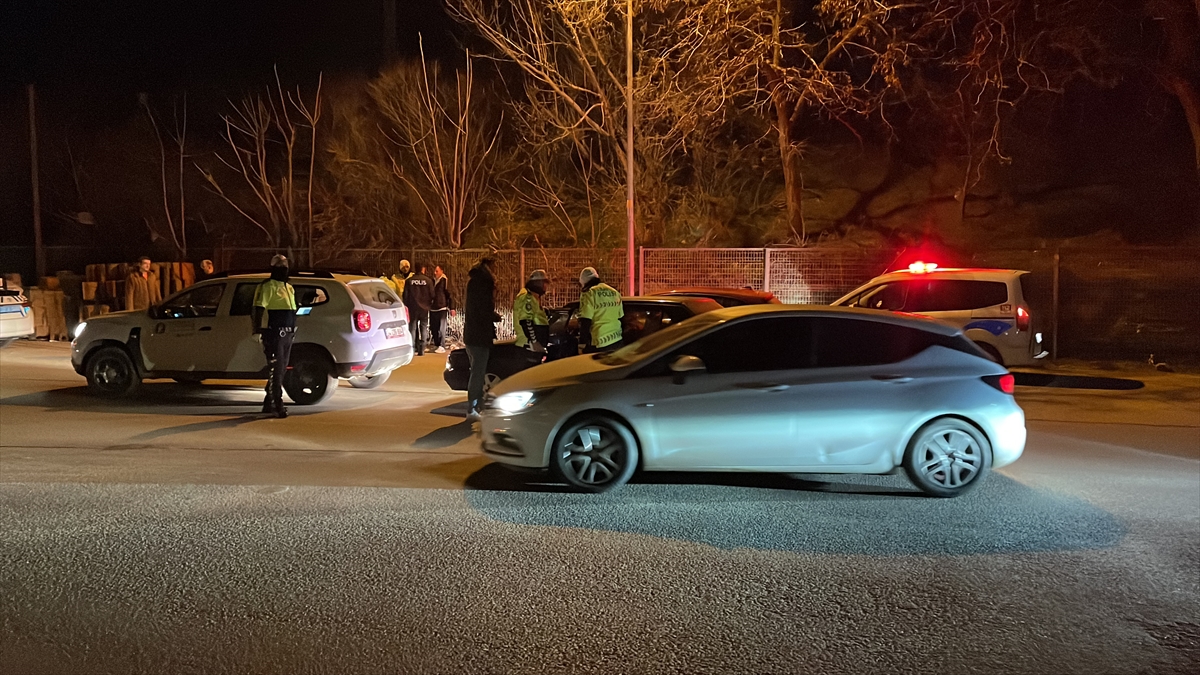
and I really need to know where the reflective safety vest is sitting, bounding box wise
[254,279,297,311]
[513,288,548,348]
[579,282,623,348]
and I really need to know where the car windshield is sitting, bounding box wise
[598,312,725,366]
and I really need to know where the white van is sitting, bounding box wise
[833,263,1048,367]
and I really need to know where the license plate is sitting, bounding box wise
[385,326,404,339]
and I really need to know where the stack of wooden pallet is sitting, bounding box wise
[24,262,196,341]
[29,277,69,341]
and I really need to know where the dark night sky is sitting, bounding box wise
[0,1,455,95]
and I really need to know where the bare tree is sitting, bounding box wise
[140,92,190,255]
[199,69,323,261]
[370,42,499,248]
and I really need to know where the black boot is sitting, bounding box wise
[274,405,289,419]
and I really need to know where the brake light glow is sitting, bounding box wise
[982,373,1016,394]
[353,310,372,332]
[1016,306,1030,331]
[907,261,938,274]
[349,364,366,372]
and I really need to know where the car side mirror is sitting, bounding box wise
[669,354,705,384]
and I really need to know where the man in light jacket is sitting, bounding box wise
[125,257,162,311]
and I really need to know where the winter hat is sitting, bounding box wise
[270,254,288,268]
[527,269,549,283]
[579,266,599,286]
[399,259,411,273]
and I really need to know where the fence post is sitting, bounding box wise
[519,248,526,286]
[1051,249,1060,361]
[763,248,772,292]
[638,247,645,295]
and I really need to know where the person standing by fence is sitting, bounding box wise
[124,256,162,311]
[252,254,297,418]
[403,263,434,356]
[578,266,624,353]
[430,264,455,353]
[464,256,500,421]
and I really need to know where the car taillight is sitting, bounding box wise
[353,310,371,332]
[403,305,409,323]
[982,373,1015,394]
[1016,306,1030,331]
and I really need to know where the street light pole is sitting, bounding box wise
[625,0,636,295]
[29,84,45,282]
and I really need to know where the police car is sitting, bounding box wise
[70,271,414,403]
[833,263,1048,367]
[0,280,35,346]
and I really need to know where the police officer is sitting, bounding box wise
[403,263,434,356]
[514,269,550,355]
[252,254,298,418]
[382,259,412,299]
[577,266,624,353]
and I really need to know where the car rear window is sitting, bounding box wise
[349,281,401,309]
[901,279,1009,312]
[812,317,979,367]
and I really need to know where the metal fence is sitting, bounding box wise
[12,243,1190,363]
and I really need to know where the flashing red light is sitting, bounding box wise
[1016,306,1030,331]
[353,310,372,332]
[905,261,939,274]
[983,373,1016,394]
[349,364,367,373]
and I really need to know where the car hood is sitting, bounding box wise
[491,353,623,393]
[83,309,145,327]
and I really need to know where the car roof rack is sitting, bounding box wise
[208,269,367,279]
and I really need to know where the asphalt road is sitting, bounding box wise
[1,341,1198,674]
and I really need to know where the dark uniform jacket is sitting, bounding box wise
[431,275,454,312]
[464,264,500,346]
[403,272,434,315]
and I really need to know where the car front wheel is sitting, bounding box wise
[903,418,992,497]
[283,352,338,405]
[85,346,141,397]
[550,414,639,493]
[348,371,390,389]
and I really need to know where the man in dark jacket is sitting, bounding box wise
[403,263,434,356]
[464,256,500,420]
[429,264,455,354]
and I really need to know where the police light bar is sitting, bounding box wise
[906,261,938,274]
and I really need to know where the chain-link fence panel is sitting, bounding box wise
[520,248,629,307]
[640,249,766,295]
[764,248,893,304]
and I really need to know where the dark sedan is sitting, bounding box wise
[649,286,780,307]
[443,296,722,391]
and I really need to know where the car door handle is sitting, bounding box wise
[738,383,790,392]
[199,326,212,331]
[872,374,912,383]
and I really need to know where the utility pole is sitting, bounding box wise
[382,0,398,65]
[29,84,45,282]
[625,0,635,295]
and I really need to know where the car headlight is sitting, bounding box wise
[72,322,87,339]
[491,390,543,414]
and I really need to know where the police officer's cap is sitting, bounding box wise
[270,254,288,268]
[527,269,549,283]
[579,266,599,285]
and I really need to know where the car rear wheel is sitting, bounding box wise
[348,371,390,389]
[482,372,502,393]
[550,415,639,493]
[85,346,141,397]
[283,352,338,405]
[903,418,992,497]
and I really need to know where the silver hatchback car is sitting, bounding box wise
[480,305,1026,497]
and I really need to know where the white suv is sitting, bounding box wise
[71,271,413,403]
[833,264,1048,367]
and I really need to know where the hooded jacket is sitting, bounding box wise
[464,263,500,346]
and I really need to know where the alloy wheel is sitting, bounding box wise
[559,424,627,487]
[914,428,983,489]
